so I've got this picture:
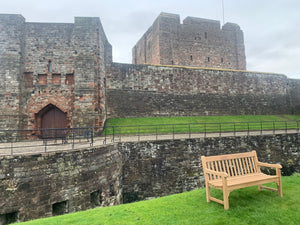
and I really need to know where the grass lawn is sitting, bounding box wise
[20,174,300,225]
[104,115,300,135]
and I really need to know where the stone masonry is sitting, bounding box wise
[132,12,246,70]
[0,14,112,130]
[0,12,300,129]
[106,63,292,118]
[0,133,299,222]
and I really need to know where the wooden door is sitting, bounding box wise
[41,107,66,138]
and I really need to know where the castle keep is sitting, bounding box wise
[133,13,246,70]
[0,12,300,131]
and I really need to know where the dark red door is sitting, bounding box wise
[41,107,66,138]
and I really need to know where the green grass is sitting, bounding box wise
[103,115,300,136]
[19,174,300,225]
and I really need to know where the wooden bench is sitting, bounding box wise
[201,151,282,210]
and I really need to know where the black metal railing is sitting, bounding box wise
[0,120,299,155]
[0,127,93,155]
[101,120,300,143]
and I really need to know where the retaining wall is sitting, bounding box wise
[0,133,299,222]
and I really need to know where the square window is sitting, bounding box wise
[38,74,47,85]
[22,72,33,88]
[52,73,61,85]
[65,73,74,85]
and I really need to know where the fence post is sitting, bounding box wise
[10,135,13,156]
[297,121,299,133]
[44,139,47,153]
[112,126,115,143]
[173,125,175,140]
[285,121,287,134]
[90,128,94,146]
[72,130,75,149]
[138,126,140,142]
[156,127,158,141]
[219,124,222,137]
[204,124,206,138]
[247,123,250,136]
[260,121,263,135]
[234,123,236,136]
[104,126,107,144]
[189,124,191,139]
[273,121,275,135]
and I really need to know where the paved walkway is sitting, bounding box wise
[0,129,298,156]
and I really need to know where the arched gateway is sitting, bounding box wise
[36,104,67,138]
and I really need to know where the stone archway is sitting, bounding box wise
[36,104,67,138]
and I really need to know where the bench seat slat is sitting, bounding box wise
[209,173,278,189]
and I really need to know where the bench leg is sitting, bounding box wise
[277,178,283,197]
[223,190,230,210]
[258,184,262,191]
[276,168,283,197]
[206,182,211,202]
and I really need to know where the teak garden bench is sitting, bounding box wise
[201,151,282,210]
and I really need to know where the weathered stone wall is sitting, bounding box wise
[72,17,111,128]
[120,134,300,203]
[0,15,112,130]
[1,133,299,222]
[107,90,288,118]
[20,20,76,129]
[0,13,299,131]
[0,14,25,129]
[106,63,289,117]
[132,12,246,70]
[288,79,300,114]
[0,145,123,223]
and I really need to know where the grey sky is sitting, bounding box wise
[1,0,300,79]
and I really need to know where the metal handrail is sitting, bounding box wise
[0,120,299,155]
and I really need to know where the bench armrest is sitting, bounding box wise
[204,169,228,178]
[257,162,282,169]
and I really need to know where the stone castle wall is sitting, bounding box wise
[0,145,123,222]
[132,13,246,70]
[106,63,290,118]
[120,134,299,203]
[0,13,299,131]
[1,133,299,222]
[288,79,300,114]
[0,15,25,129]
[0,15,112,130]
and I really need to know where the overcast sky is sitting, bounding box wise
[1,0,300,79]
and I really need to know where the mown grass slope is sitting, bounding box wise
[19,174,300,225]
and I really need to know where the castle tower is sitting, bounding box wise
[132,12,246,70]
[0,14,112,130]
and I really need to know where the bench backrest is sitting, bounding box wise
[201,151,260,180]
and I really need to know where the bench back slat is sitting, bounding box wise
[235,158,241,175]
[202,151,259,180]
